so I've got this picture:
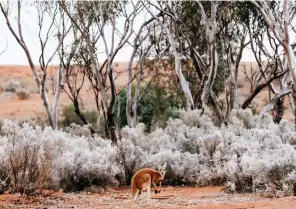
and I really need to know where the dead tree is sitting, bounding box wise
[242,69,288,109]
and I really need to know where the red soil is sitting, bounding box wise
[0,186,296,209]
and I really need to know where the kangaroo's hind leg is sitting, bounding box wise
[132,187,140,201]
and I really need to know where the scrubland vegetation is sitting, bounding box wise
[1,108,296,197]
[1,1,296,204]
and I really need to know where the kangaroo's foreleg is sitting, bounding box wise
[152,181,160,194]
[147,182,151,199]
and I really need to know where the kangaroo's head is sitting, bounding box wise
[153,162,167,183]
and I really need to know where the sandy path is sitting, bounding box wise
[0,186,296,209]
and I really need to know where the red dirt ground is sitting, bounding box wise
[0,186,296,209]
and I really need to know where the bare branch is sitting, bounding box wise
[242,70,289,109]
[260,87,292,117]
[0,37,8,56]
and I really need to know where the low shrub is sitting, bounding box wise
[0,120,120,193]
[60,105,98,128]
[2,79,24,92]
[16,89,30,100]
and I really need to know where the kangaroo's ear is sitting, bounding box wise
[158,162,167,172]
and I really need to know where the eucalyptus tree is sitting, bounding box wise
[144,1,254,125]
[60,1,143,142]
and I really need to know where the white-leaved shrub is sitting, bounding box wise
[1,79,24,92]
[0,108,296,195]
[0,120,120,193]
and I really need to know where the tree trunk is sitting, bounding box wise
[0,2,58,129]
[209,94,225,126]
[126,58,135,128]
[72,100,96,135]
[106,111,117,144]
[52,67,64,129]
[293,92,296,130]
[166,26,194,109]
[131,55,145,127]
[125,14,159,128]
[197,1,218,109]
[283,0,296,129]
[272,98,284,124]
[202,39,218,106]
[40,71,55,128]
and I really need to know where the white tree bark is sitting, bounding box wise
[52,67,65,129]
[131,54,144,127]
[250,1,296,82]
[260,87,292,117]
[196,1,218,107]
[166,24,195,109]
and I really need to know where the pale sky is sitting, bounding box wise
[0,1,262,66]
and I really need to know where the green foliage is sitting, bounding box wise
[173,1,237,98]
[76,1,127,24]
[138,85,181,131]
[60,105,98,128]
[114,85,183,131]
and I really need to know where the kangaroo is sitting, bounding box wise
[131,163,167,201]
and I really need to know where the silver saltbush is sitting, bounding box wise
[0,108,296,195]
[0,120,119,193]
